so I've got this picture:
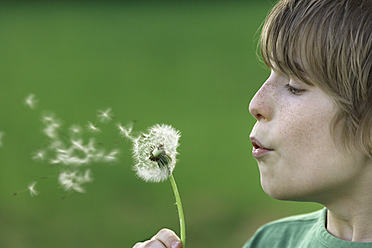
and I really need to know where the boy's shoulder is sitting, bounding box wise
[243,208,326,248]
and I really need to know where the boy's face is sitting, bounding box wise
[249,70,369,203]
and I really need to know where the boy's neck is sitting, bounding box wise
[325,161,372,242]
[327,208,372,242]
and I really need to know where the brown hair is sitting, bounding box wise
[260,0,372,156]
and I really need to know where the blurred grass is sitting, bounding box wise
[0,1,321,248]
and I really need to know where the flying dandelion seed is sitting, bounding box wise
[14,181,40,197]
[117,122,133,139]
[25,103,127,196]
[32,149,46,161]
[46,136,120,167]
[87,122,101,133]
[69,124,82,137]
[28,181,39,196]
[58,169,93,193]
[103,149,119,162]
[24,93,38,109]
[50,139,96,166]
[0,131,4,147]
[41,112,61,139]
[97,108,113,123]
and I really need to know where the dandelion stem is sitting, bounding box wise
[169,174,186,247]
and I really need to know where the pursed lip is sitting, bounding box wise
[250,136,274,159]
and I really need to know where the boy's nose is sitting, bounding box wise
[249,82,274,121]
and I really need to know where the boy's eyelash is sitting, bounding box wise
[285,84,305,95]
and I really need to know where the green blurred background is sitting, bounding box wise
[0,1,321,247]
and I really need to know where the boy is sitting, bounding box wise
[134,0,372,247]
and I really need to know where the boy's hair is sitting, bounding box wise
[260,0,372,156]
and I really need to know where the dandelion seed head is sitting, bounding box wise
[24,94,38,109]
[131,124,180,182]
[97,108,113,123]
[28,181,39,196]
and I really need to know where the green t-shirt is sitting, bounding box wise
[244,208,372,248]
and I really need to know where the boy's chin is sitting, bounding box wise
[261,181,314,202]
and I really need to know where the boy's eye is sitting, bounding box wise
[285,84,305,95]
